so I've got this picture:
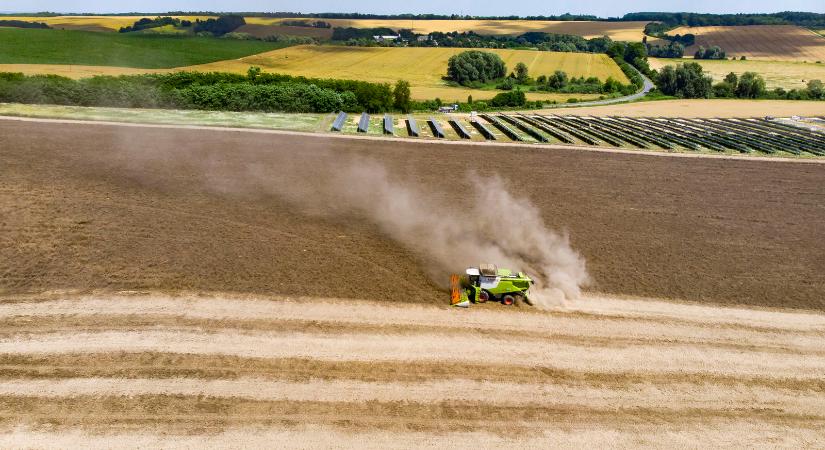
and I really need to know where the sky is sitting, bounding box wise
[2,1,824,17]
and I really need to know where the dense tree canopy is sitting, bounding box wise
[656,62,713,98]
[446,51,507,86]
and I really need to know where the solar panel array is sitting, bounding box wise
[328,112,825,156]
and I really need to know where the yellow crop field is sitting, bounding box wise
[650,57,825,89]
[1,15,211,32]
[190,45,627,100]
[660,25,825,62]
[0,44,621,102]
[245,18,648,41]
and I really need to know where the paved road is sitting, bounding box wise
[549,65,655,109]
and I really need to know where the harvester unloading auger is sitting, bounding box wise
[451,264,534,308]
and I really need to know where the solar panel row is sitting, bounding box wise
[428,117,445,138]
[357,113,370,133]
[330,112,347,132]
[407,116,420,137]
[449,119,472,139]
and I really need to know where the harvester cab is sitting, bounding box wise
[451,264,534,308]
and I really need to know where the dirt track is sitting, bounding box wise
[2,118,824,309]
[0,292,823,448]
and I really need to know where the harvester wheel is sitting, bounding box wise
[502,294,515,306]
[478,290,490,303]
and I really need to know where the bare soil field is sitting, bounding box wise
[1,118,824,310]
[663,25,825,62]
[0,293,822,447]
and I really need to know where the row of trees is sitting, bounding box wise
[694,46,727,60]
[281,20,331,28]
[654,62,825,101]
[192,15,246,36]
[624,12,825,28]
[647,42,685,58]
[0,20,50,29]
[117,15,246,36]
[0,68,413,113]
[118,16,190,33]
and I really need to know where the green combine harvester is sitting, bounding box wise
[451,264,534,308]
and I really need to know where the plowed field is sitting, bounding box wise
[665,25,825,62]
[2,118,824,309]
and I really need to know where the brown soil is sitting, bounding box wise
[1,119,824,309]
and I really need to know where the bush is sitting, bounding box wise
[119,16,180,33]
[193,15,246,36]
[489,89,526,107]
[695,46,726,60]
[447,50,507,86]
[735,72,766,98]
[656,63,712,98]
[496,77,516,90]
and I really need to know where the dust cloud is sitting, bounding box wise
[119,139,589,305]
[244,154,589,305]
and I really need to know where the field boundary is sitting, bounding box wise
[2,115,822,164]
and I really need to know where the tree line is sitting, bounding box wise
[623,12,825,28]
[0,20,50,29]
[654,62,825,100]
[0,68,413,113]
[117,15,246,36]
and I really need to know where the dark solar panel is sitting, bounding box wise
[330,111,347,132]
[407,116,420,137]
[357,113,370,133]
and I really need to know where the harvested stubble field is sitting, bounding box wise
[0,292,823,447]
[662,25,825,62]
[2,118,825,446]
[649,57,825,90]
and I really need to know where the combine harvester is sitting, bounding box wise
[451,264,534,308]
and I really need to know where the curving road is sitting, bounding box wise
[548,64,655,109]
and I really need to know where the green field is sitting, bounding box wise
[0,28,288,68]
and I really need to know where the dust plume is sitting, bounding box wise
[244,155,589,306]
[119,139,589,305]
